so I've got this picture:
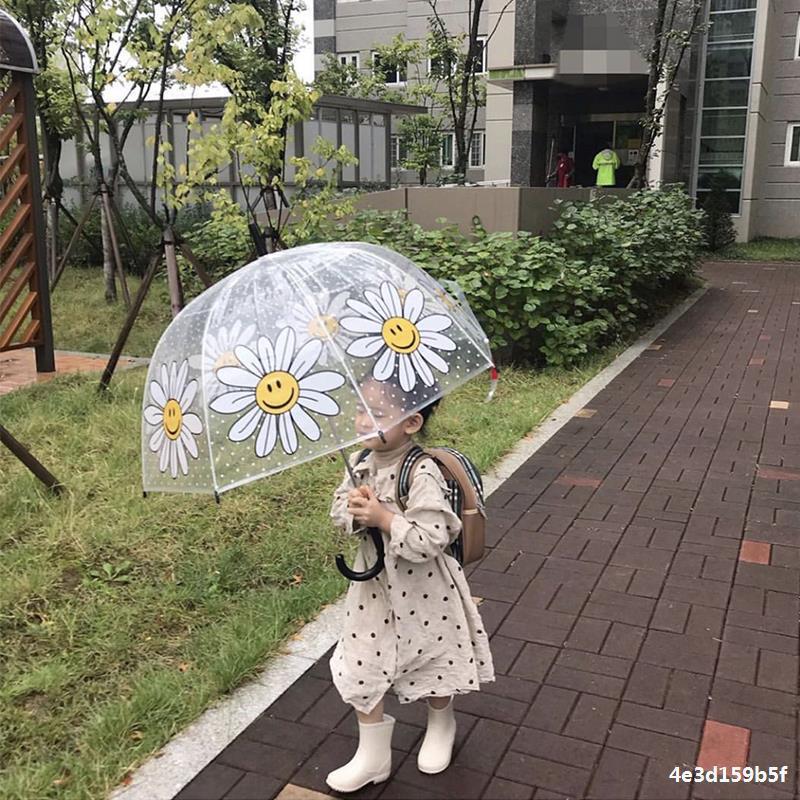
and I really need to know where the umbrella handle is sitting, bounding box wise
[335,527,386,581]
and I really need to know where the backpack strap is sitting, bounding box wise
[395,444,427,511]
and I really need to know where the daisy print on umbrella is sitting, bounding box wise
[278,290,351,364]
[210,327,346,457]
[340,281,456,392]
[144,360,204,478]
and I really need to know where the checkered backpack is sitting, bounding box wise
[356,445,486,564]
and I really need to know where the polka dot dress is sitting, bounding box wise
[329,441,495,715]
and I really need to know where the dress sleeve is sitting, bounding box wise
[388,459,462,563]
[330,453,361,535]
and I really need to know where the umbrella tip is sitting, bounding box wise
[214,491,221,505]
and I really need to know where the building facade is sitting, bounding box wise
[316,0,800,239]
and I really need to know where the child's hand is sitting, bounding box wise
[348,485,394,532]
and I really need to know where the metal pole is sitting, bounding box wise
[0,423,63,493]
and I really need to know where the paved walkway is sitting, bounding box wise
[176,262,799,800]
[0,348,146,395]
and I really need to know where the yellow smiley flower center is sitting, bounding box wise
[382,316,421,354]
[255,370,300,415]
[307,314,339,339]
[163,398,183,440]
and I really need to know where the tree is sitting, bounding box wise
[397,114,442,186]
[630,0,705,187]
[701,175,736,251]
[426,0,512,178]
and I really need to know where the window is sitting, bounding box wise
[468,131,485,167]
[795,14,800,59]
[475,37,487,74]
[786,124,800,166]
[338,52,359,68]
[372,52,406,84]
[440,132,454,167]
[429,53,456,79]
[390,135,407,169]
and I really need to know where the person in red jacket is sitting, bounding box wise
[554,151,575,187]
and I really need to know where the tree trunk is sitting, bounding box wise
[101,201,117,304]
[420,166,427,185]
[47,201,59,282]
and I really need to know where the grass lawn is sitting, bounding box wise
[2,267,702,799]
[709,237,800,263]
[51,268,173,358]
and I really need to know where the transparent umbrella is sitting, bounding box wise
[141,242,493,578]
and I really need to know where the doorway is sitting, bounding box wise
[574,121,614,187]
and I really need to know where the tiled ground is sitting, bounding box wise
[0,348,146,395]
[177,262,800,800]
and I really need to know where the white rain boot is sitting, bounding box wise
[417,698,456,774]
[326,714,395,793]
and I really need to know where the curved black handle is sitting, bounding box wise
[335,527,386,581]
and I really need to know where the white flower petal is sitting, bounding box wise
[329,291,350,316]
[279,413,298,454]
[144,405,163,426]
[290,339,323,380]
[180,427,199,459]
[416,314,454,333]
[339,317,383,334]
[291,405,321,442]
[150,378,167,408]
[403,289,425,323]
[418,344,450,374]
[275,328,296,371]
[160,364,169,398]
[419,331,457,351]
[229,405,263,442]
[346,298,384,322]
[159,438,170,472]
[183,413,203,435]
[179,378,198,410]
[175,360,189,399]
[411,351,435,387]
[398,354,416,392]
[373,347,396,381]
[169,362,178,398]
[345,335,385,358]
[257,336,275,374]
[298,390,340,416]
[381,282,403,317]
[364,289,392,321]
[149,427,165,453]
[234,344,264,378]
[210,389,257,414]
[255,415,277,458]
[216,366,260,389]
[176,438,189,476]
[299,371,346,393]
[169,439,179,479]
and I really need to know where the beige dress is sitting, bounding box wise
[329,439,495,715]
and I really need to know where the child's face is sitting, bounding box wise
[355,380,423,451]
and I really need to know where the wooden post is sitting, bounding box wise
[100,183,132,309]
[162,225,184,318]
[0,423,63,493]
[99,246,163,392]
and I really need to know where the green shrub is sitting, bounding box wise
[701,177,736,251]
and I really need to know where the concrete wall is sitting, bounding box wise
[750,0,800,238]
[355,185,637,235]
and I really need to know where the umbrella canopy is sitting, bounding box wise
[142,242,493,496]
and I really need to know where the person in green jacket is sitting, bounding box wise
[592,142,620,187]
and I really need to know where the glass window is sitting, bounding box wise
[701,109,747,136]
[320,107,338,122]
[786,124,800,165]
[614,120,642,149]
[699,137,745,165]
[475,38,487,74]
[710,0,756,10]
[705,44,752,78]
[469,132,484,167]
[696,190,741,213]
[372,52,406,84]
[708,11,756,41]
[703,78,750,107]
[796,14,800,58]
[390,135,407,169]
[697,166,742,190]
[440,132,454,167]
[338,52,359,68]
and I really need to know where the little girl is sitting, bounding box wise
[326,377,495,793]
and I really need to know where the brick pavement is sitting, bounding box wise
[176,262,800,800]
